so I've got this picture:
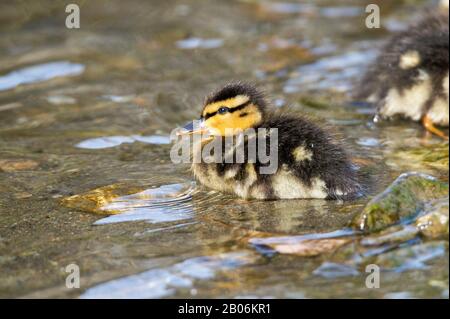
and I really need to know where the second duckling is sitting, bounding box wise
[355,4,449,139]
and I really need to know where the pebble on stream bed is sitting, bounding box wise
[0,159,39,172]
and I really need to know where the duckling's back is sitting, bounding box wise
[261,113,363,200]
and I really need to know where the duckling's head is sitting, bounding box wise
[182,82,266,137]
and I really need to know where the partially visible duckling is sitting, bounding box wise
[179,82,362,200]
[355,2,449,139]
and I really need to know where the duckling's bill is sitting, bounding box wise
[177,119,209,136]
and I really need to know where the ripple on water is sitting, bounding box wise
[75,135,171,149]
[319,7,362,18]
[0,61,85,91]
[94,183,196,225]
[284,50,377,94]
[383,292,415,299]
[102,95,136,103]
[356,137,380,147]
[250,229,356,247]
[80,252,253,299]
[265,2,316,14]
[264,3,361,17]
[176,37,224,49]
[313,262,359,279]
[47,95,77,105]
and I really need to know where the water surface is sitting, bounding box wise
[0,0,448,298]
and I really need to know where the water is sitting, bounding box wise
[75,135,171,149]
[80,252,255,299]
[283,49,378,93]
[176,38,224,50]
[0,0,448,299]
[0,61,85,91]
[93,183,196,225]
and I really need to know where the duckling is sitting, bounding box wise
[355,3,449,139]
[178,82,362,200]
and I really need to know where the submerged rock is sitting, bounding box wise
[61,183,144,215]
[351,172,448,232]
[0,159,39,172]
[61,182,196,226]
[249,230,355,257]
[264,238,351,257]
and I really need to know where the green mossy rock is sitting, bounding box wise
[351,172,449,233]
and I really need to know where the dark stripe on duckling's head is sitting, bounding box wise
[203,100,252,120]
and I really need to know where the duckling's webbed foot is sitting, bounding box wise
[422,115,449,140]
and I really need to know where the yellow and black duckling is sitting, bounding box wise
[355,2,449,139]
[179,82,362,200]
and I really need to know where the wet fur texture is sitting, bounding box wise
[260,111,362,199]
[193,83,362,200]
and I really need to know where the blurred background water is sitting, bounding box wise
[0,0,448,298]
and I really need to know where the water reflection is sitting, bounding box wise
[76,135,171,149]
[0,61,84,91]
[94,183,196,225]
[80,252,255,299]
[176,37,224,49]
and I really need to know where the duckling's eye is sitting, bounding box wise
[218,107,229,115]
